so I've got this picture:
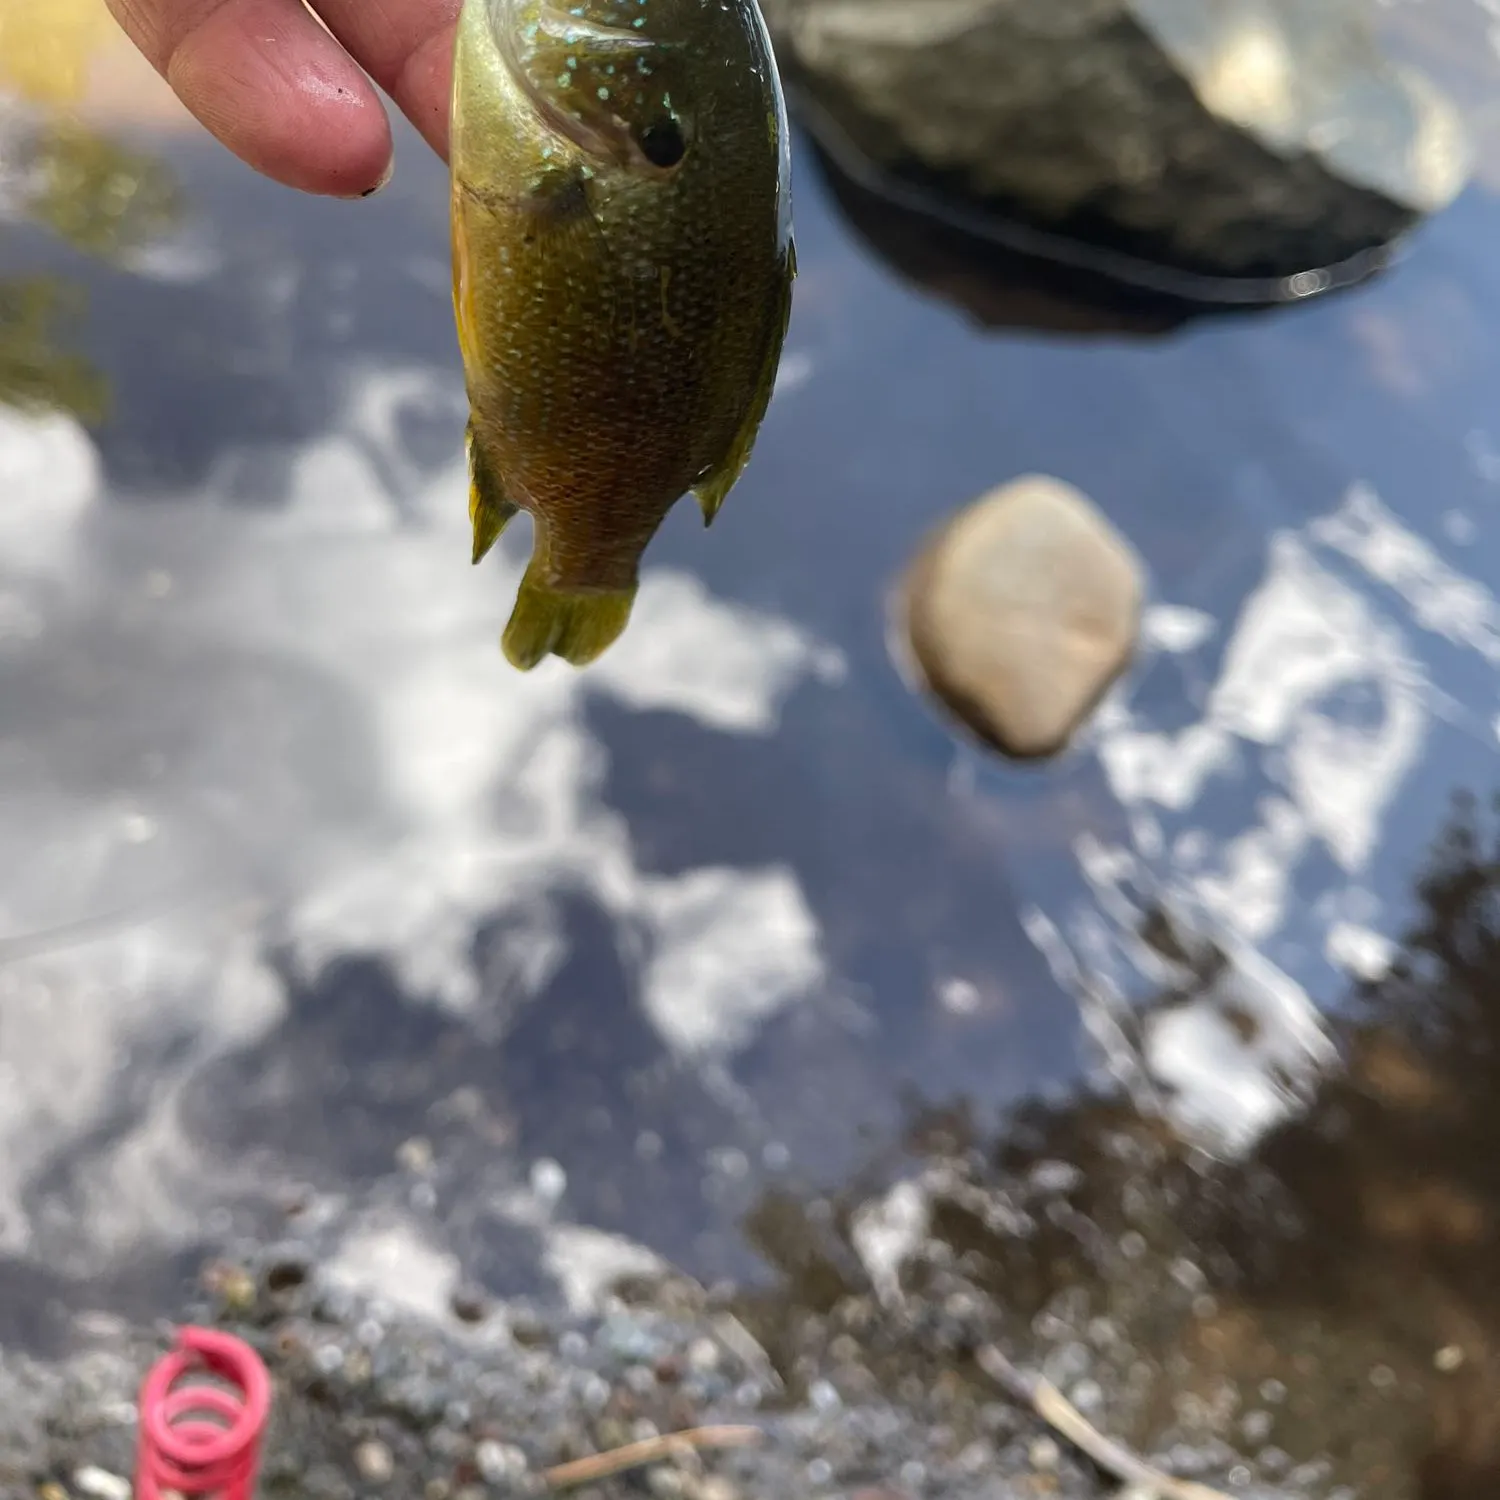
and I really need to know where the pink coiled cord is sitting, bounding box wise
[134,1327,271,1499]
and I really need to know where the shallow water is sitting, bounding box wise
[6,0,1500,1492]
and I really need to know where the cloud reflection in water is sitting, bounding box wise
[0,366,843,1293]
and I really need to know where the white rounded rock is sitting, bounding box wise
[900,475,1144,760]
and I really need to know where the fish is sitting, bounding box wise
[449,0,796,671]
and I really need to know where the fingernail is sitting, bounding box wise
[360,156,396,197]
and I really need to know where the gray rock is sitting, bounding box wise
[354,1438,395,1483]
[765,0,1471,292]
[898,475,1143,760]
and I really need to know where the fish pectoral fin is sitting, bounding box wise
[466,422,520,564]
[690,237,797,528]
[691,470,733,528]
[502,563,636,671]
[520,164,602,239]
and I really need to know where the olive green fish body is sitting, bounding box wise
[451,0,794,668]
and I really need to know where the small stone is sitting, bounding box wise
[1435,1344,1465,1372]
[808,1378,842,1413]
[73,1469,131,1500]
[530,1158,567,1203]
[511,1310,552,1348]
[263,1253,310,1295]
[900,475,1142,759]
[397,1137,434,1173]
[476,1440,530,1484]
[450,1284,490,1324]
[686,1338,720,1373]
[694,1480,739,1500]
[1029,1436,1061,1471]
[202,1259,256,1312]
[649,1469,686,1498]
[354,1439,395,1484]
[1241,1409,1273,1443]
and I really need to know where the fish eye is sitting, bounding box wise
[637,117,686,169]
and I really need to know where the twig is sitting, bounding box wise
[976,1344,1235,1500]
[543,1424,763,1490]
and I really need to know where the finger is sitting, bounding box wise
[309,0,460,161]
[106,0,395,196]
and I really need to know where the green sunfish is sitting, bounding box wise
[450,0,795,670]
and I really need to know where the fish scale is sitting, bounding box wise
[450,0,795,670]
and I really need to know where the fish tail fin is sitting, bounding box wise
[466,421,520,564]
[501,561,636,671]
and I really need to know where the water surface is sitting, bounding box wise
[5,2,1500,1491]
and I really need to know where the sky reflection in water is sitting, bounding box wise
[4,13,1500,1467]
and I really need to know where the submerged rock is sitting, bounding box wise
[899,476,1143,760]
[764,0,1471,293]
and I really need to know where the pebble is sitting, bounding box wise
[530,1158,567,1203]
[202,1259,257,1311]
[899,474,1143,759]
[264,1252,311,1294]
[355,1438,395,1483]
[450,1285,490,1324]
[1029,1435,1060,1471]
[475,1439,530,1483]
[809,1378,842,1413]
[73,1468,131,1500]
[694,1479,740,1500]
[397,1136,435,1173]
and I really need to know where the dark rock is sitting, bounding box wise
[808,137,1208,337]
[765,0,1471,294]
[448,1285,490,1325]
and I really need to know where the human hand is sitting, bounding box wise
[105,0,459,197]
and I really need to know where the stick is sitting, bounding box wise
[543,1424,763,1490]
[976,1345,1235,1500]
